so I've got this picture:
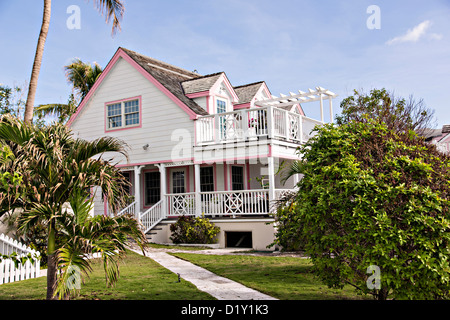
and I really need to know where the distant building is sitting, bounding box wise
[423,125,450,154]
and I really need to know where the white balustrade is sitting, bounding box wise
[140,200,165,234]
[200,189,270,217]
[166,193,196,217]
[117,200,136,217]
[196,106,322,145]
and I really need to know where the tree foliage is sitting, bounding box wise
[337,88,436,135]
[0,115,147,299]
[278,119,450,300]
[0,84,27,118]
[35,59,104,124]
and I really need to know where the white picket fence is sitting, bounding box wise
[0,234,41,285]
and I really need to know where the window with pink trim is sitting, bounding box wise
[106,97,141,131]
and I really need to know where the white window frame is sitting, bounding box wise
[216,98,228,114]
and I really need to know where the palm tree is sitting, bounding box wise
[23,0,125,123]
[23,0,51,123]
[65,59,103,100]
[34,94,78,125]
[0,115,147,299]
[35,59,103,124]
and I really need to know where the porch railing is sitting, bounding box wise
[140,200,165,234]
[117,200,137,218]
[196,106,323,145]
[166,193,196,217]
[123,189,294,233]
[200,189,269,217]
[165,189,290,218]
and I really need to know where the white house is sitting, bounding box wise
[68,47,337,250]
[424,125,450,155]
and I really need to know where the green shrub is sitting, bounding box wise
[281,119,450,300]
[271,203,306,251]
[170,216,220,244]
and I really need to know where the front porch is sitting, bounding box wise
[112,160,298,234]
[119,188,292,233]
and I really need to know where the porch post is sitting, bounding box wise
[267,156,276,211]
[156,163,167,218]
[329,96,334,123]
[194,164,202,217]
[267,106,274,139]
[133,165,144,221]
[320,94,324,123]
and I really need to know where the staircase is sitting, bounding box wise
[145,225,163,242]
[117,200,166,238]
[139,200,165,234]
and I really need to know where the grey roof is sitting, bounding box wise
[181,72,224,95]
[120,47,208,116]
[233,82,265,105]
[422,128,444,140]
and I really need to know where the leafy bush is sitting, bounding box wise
[271,203,306,251]
[281,119,450,300]
[170,216,220,244]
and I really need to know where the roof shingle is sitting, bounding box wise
[181,72,224,95]
[233,82,265,105]
[120,47,208,116]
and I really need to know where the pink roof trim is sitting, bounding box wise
[67,48,198,127]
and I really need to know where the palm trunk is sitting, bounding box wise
[46,221,57,300]
[24,0,51,123]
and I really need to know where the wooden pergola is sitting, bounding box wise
[255,86,338,123]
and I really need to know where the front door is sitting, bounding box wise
[144,171,160,207]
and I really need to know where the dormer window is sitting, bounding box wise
[105,96,141,131]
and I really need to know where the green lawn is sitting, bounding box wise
[171,253,370,300]
[0,249,371,300]
[0,250,214,300]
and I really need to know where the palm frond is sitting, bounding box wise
[0,115,34,146]
[69,190,94,226]
[91,0,125,35]
[70,136,129,163]
[34,100,78,124]
[280,160,304,185]
[54,246,92,299]
[19,203,59,233]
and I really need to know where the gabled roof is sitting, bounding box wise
[181,72,224,95]
[423,128,443,140]
[233,81,266,105]
[67,47,209,126]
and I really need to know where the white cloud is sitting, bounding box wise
[386,20,443,45]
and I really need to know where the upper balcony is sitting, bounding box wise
[195,87,337,146]
[195,105,323,145]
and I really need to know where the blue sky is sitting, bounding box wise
[0,0,449,126]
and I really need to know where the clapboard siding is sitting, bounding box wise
[70,57,195,165]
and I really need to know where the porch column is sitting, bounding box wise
[133,165,144,220]
[329,97,334,123]
[320,94,324,123]
[194,164,202,217]
[267,156,276,211]
[156,163,167,218]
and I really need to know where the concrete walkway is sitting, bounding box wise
[129,248,277,300]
